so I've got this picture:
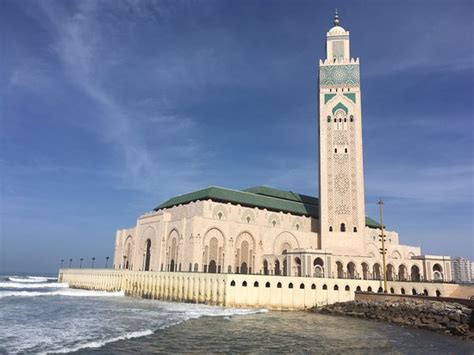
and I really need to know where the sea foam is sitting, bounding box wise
[0,289,125,299]
[0,282,69,289]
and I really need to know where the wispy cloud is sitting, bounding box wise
[30,1,205,195]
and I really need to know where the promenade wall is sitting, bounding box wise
[58,269,460,310]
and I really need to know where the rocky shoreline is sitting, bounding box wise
[311,299,473,340]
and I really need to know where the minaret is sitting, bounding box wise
[318,11,366,242]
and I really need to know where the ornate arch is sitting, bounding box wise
[166,229,180,272]
[390,250,402,260]
[202,228,225,273]
[273,231,299,255]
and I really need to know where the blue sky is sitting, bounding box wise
[1,0,473,274]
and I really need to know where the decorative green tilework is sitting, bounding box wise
[343,93,356,103]
[319,64,360,87]
[332,102,348,114]
[324,94,336,103]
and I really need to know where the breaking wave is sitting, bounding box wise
[0,282,69,289]
[7,276,50,283]
[0,289,125,299]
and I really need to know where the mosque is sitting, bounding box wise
[112,13,452,284]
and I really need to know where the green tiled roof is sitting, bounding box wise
[154,185,382,228]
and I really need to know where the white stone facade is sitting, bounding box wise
[112,15,452,284]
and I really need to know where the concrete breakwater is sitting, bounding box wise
[313,299,473,339]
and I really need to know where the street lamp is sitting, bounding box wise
[377,198,388,293]
[105,256,110,268]
[80,258,83,268]
[69,258,73,268]
[61,259,64,268]
[92,257,96,268]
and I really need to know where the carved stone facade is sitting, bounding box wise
[112,15,452,283]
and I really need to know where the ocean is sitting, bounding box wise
[0,275,472,354]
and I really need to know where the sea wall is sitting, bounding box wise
[58,269,461,310]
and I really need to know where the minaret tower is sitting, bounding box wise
[318,11,366,242]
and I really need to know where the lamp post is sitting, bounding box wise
[105,256,110,268]
[69,258,73,268]
[377,198,388,293]
[92,257,96,268]
[80,258,83,268]
[61,259,64,268]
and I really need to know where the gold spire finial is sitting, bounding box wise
[334,8,340,26]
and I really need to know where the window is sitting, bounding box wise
[344,118,347,122]
[254,281,259,287]
[300,283,305,289]
[323,284,328,290]
[334,148,337,153]
[311,284,316,290]
[272,220,276,227]
[353,227,357,232]
[296,224,300,231]
[333,118,337,122]
[344,148,348,153]
[327,116,331,123]
[277,282,282,288]
[217,212,223,220]
[230,280,236,286]
[356,286,361,291]
[390,287,395,294]
[329,226,333,232]
[345,285,350,291]
[339,118,342,123]
[367,286,372,292]
[265,282,271,288]
[334,285,339,291]
[378,287,383,293]
[288,283,294,289]
[246,216,251,224]
[401,288,405,295]
[340,223,346,232]
[242,281,247,287]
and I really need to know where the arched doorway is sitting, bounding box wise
[347,262,356,279]
[263,259,269,275]
[170,259,175,272]
[336,261,344,278]
[274,260,281,275]
[373,263,381,280]
[208,260,217,273]
[432,263,443,281]
[398,265,407,281]
[411,265,420,281]
[314,258,324,277]
[144,239,151,271]
[361,262,369,280]
[240,262,248,274]
[295,257,302,277]
[386,264,394,281]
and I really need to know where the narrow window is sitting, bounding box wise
[230,280,236,286]
[265,282,271,288]
[254,281,259,287]
[296,224,300,231]
[334,148,337,153]
[339,118,342,123]
[340,223,346,232]
[300,283,305,289]
[329,226,333,232]
[311,284,316,290]
[344,118,347,122]
[353,227,357,232]
[344,148,348,153]
[242,281,247,287]
[246,216,251,224]
[272,220,276,227]
[217,212,223,220]
[288,283,294,289]
[323,284,328,290]
[334,285,339,291]
[277,282,282,288]
[333,118,336,123]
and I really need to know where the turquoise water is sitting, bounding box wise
[0,275,472,354]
